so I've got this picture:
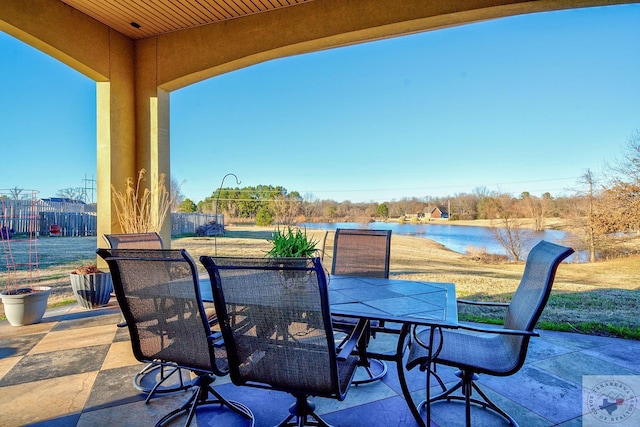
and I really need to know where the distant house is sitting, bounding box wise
[431,206,449,219]
[41,197,85,205]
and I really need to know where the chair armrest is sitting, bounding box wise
[336,318,368,361]
[457,299,510,307]
[457,323,539,337]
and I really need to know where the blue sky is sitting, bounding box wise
[1,5,639,203]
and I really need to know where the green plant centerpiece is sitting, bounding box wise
[266,226,319,258]
[70,263,113,309]
[266,226,321,286]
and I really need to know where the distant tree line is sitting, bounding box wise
[179,182,572,230]
[175,130,640,262]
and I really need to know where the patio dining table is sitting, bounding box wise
[200,274,458,427]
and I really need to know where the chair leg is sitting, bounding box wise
[134,362,194,401]
[429,370,519,427]
[154,374,254,427]
[276,395,332,427]
[352,358,388,385]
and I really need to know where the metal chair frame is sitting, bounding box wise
[330,228,392,384]
[201,256,366,427]
[406,240,574,427]
[101,235,191,398]
[98,248,254,427]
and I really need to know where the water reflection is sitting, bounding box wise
[300,222,583,262]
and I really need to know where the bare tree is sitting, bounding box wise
[490,217,532,261]
[578,170,598,262]
[490,195,533,261]
[170,176,186,212]
[8,186,25,200]
[594,130,640,235]
[606,129,640,185]
[56,187,85,202]
[270,194,301,225]
[520,192,546,232]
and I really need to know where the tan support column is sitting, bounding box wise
[150,89,171,245]
[135,38,172,246]
[96,31,136,249]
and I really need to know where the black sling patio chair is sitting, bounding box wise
[200,256,366,427]
[330,228,392,384]
[97,248,254,427]
[101,236,202,398]
[406,240,574,427]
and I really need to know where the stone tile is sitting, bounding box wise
[83,364,148,411]
[27,414,82,427]
[55,308,122,331]
[582,341,640,373]
[532,351,639,385]
[524,334,575,363]
[479,364,583,424]
[29,324,116,354]
[315,380,398,414]
[101,340,139,370]
[477,384,557,427]
[78,393,254,427]
[322,395,419,427]
[0,318,57,338]
[539,330,629,351]
[0,345,109,386]
[0,333,45,357]
[113,325,132,342]
[212,384,319,426]
[554,415,584,426]
[0,356,20,381]
[0,371,97,427]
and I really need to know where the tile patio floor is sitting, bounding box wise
[1,301,640,427]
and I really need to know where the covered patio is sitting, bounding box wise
[3,2,640,426]
[1,301,639,426]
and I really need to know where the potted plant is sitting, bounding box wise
[1,286,52,326]
[266,226,323,285]
[1,189,51,326]
[266,226,319,258]
[69,263,113,309]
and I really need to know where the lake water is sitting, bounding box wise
[300,222,580,261]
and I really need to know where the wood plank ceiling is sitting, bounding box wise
[60,0,314,39]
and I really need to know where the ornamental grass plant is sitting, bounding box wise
[111,169,172,233]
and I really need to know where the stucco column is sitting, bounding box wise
[135,38,172,246]
[96,31,136,247]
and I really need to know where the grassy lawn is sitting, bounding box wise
[2,227,639,339]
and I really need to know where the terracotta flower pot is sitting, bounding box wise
[69,272,113,309]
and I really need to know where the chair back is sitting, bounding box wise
[500,240,574,369]
[331,228,391,278]
[200,256,348,398]
[103,232,164,249]
[97,248,223,375]
[504,240,574,333]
